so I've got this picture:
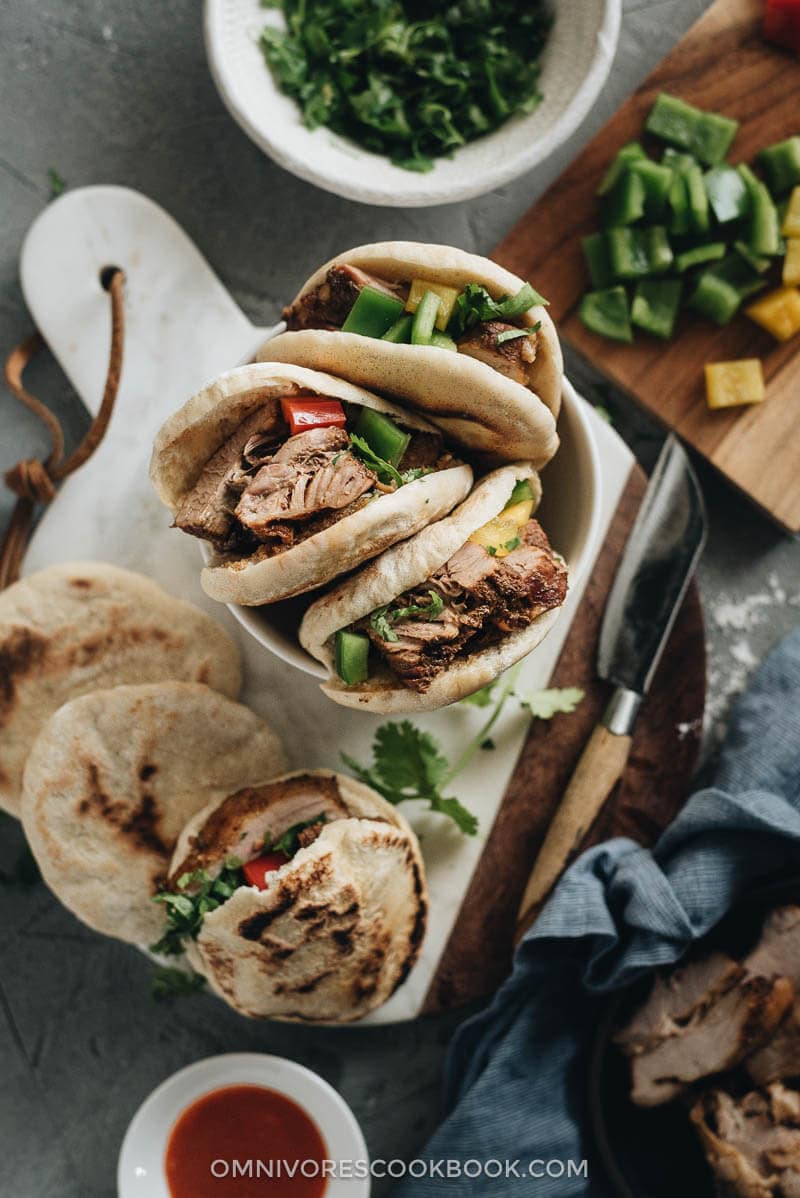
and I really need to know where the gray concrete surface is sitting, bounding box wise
[0,1,798,1194]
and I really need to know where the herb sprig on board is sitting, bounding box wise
[260,0,553,172]
[343,673,584,836]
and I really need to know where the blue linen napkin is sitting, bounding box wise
[396,627,800,1197]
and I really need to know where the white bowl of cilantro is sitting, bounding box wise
[204,0,621,207]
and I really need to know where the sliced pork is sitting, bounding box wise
[283,265,408,330]
[747,909,800,992]
[691,1085,800,1198]
[748,1003,800,1088]
[457,321,539,387]
[358,519,567,693]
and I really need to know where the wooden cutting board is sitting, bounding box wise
[424,462,706,1014]
[494,0,800,534]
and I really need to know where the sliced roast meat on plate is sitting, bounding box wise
[749,1003,800,1088]
[625,974,794,1108]
[691,1084,800,1198]
[747,909,800,992]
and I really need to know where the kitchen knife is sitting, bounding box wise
[516,435,707,933]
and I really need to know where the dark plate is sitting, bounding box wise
[588,875,800,1198]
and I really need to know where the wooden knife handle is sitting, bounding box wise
[516,724,633,937]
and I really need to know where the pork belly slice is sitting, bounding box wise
[457,320,538,387]
[691,1084,800,1198]
[628,974,794,1108]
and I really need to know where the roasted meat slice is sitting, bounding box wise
[614,952,744,1057]
[748,1002,800,1088]
[691,1085,800,1198]
[173,407,280,546]
[283,264,408,330]
[457,320,538,386]
[361,519,567,693]
[235,427,376,539]
[747,908,800,992]
[626,974,794,1107]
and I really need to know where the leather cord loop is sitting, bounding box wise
[0,268,126,590]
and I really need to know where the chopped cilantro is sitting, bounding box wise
[47,168,66,199]
[269,815,327,857]
[370,590,444,643]
[448,282,548,339]
[150,859,244,956]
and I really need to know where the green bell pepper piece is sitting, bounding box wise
[629,159,673,219]
[411,290,442,345]
[757,137,800,195]
[601,169,646,227]
[579,287,633,343]
[645,93,738,166]
[382,314,413,343]
[674,242,726,273]
[335,630,370,685]
[608,227,673,279]
[685,163,710,233]
[581,233,615,289]
[733,240,771,274]
[668,170,690,235]
[688,255,766,325]
[597,142,646,196]
[631,278,683,340]
[354,407,410,466]
[342,286,405,338]
[739,164,781,255]
[704,165,749,224]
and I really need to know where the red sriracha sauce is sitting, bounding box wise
[280,398,347,436]
[165,1084,328,1198]
[242,852,288,889]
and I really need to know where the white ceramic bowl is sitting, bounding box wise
[204,0,621,207]
[206,376,602,678]
[118,1053,369,1198]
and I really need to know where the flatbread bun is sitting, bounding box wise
[0,563,241,818]
[150,361,473,606]
[300,464,566,712]
[20,682,287,946]
[261,241,562,465]
[171,770,427,1023]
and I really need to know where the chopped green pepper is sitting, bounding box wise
[739,164,781,256]
[506,478,535,507]
[645,93,738,166]
[667,170,690,235]
[631,278,682,339]
[733,240,771,274]
[581,232,615,289]
[335,630,370,685]
[354,407,410,465]
[579,286,633,343]
[704,165,749,224]
[601,168,646,228]
[342,286,405,338]
[757,137,800,195]
[685,163,710,233]
[608,227,672,279]
[597,142,646,196]
[411,290,442,345]
[674,242,726,273]
[688,256,766,325]
[629,159,673,219]
[381,314,413,343]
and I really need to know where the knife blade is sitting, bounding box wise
[516,434,707,932]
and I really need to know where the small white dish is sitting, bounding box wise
[118,1053,369,1198]
[206,375,603,678]
[204,0,621,207]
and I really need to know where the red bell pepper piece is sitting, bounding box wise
[280,397,347,435]
[764,0,800,54]
[242,852,288,889]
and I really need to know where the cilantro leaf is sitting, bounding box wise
[150,862,245,956]
[151,966,205,1001]
[460,681,498,708]
[517,687,585,719]
[448,283,548,339]
[349,433,403,487]
[370,590,444,642]
[429,794,478,836]
[269,815,327,857]
[47,168,66,199]
[496,323,541,345]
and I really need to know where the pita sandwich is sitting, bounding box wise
[300,464,568,713]
[260,241,562,466]
[20,681,287,946]
[161,769,427,1023]
[150,362,472,607]
[0,563,241,818]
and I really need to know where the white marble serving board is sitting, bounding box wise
[19,187,632,1023]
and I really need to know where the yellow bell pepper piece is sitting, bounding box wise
[704,360,765,410]
[406,279,460,332]
[745,286,800,342]
[469,498,534,558]
[782,187,800,238]
[783,239,800,288]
